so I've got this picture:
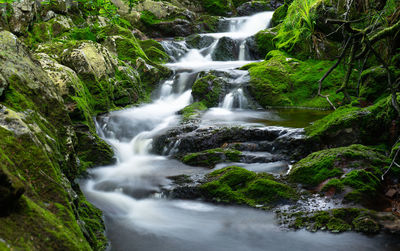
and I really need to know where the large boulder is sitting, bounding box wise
[62,41,118,80]
[35,53,79,98]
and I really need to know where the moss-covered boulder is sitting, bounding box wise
[289,144,390,207]
[305,96,399,146]
[191,73,226,107]
[29,15,74,44]
[182,148,242,167]
[245,50,352,108]
[201,166,298,206]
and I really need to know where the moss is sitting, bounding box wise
[115,36,149,64]
[359,66,389,102]
[289,144,389,187]
[191,74,224,107]
[342,169,381,204]
[254,29,276,58]
[180,102,208,121]
[288,208,380,233]
[245,178,296,204]
[352,215,380,233]
[140,10,161,26]
[201,166,297,207]
[305,96,399,145]
[321,178,344,193]
[246,50,352,109]
[270,4,288,27]
[326,218,352,232]
[76,195,108,250]
[201,0,231,16]
[0,196,91,250]
[69,27,97,42]
[182,148,242,167]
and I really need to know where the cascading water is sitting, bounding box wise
[81,11,399,251]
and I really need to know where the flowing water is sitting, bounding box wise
[81,12,400,251]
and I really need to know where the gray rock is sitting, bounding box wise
[186,34,215,49]
[212,37,239,61]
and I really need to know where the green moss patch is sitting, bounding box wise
[182,148,242,167]
[191,73,225,108]
[201,166,298,206]
[289,208,380,233]
[246,50,352,109]
[289,144,388,187]
[180,102,208,121]
[305,96,399,145]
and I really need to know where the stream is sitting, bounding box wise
[81,12,400,251]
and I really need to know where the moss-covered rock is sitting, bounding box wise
[180,101,208,121]
[289,144,388,187]
[254,28,277,58]
[201,166,298,206]
[182,148,242,167]
[305,96,399,146]
[0,30,107,250]
[289,144,390,207]
[191,73,226,107]
[270,3,288,27]
[245,50,352,108]
[289,208,380,233]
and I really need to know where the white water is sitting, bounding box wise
[81,11,399,251]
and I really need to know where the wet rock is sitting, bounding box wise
[212,36,239,61]
[153,124,306,158]
[186,34,215,49]
[153,19,195,37]
[74,124,115,168]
